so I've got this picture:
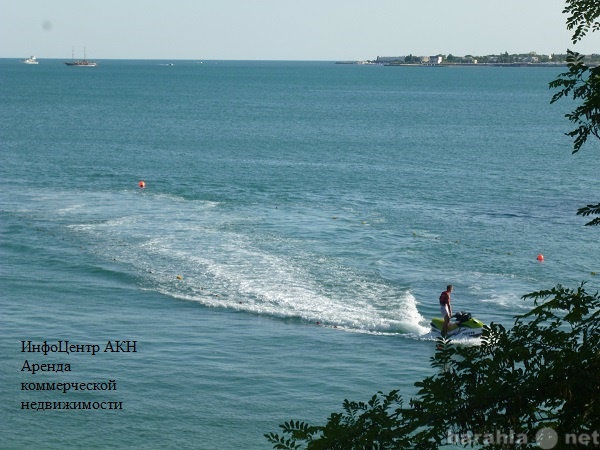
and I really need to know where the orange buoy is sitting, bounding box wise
[537,254,544,262]
[138,180,146,189]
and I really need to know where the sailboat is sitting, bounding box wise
[65,48,97,67]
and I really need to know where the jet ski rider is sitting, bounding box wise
[439,285,453,336]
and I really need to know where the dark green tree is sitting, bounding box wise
[265,391,419,450]
[266,285,600,450]
[412,284,600,449]
[404,54,416,64]
[550,0,600,225]
[563,0,600,43]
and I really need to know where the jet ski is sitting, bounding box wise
[430,311,484,338]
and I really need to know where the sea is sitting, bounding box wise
[1,59,599,449]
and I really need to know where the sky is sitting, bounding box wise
[2,0,600,60]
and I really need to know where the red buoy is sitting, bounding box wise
[537,254,544,262]
[138,180,146,189]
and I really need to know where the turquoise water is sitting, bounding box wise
[1,59,599,449]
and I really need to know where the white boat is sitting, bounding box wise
[23,56,39,64]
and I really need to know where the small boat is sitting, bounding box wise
[65,48,97,67]
[23,56,39,64]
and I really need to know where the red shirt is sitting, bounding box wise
[439,291,450,306]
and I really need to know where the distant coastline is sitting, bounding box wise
[336,51,600,66]
[335,61,568,67]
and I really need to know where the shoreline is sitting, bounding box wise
[335,61,569,67]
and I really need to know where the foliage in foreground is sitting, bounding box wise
[265,391,415,450]
[550,0,600,226]
[266,284,600,449]
[550,51,600,225]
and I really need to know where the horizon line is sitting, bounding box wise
[3,49,597,62]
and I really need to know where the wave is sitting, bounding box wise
[7,186,529,337]
[137,237,430,335]
[28,188,431,335]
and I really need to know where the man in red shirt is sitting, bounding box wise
[439,285,453,336]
